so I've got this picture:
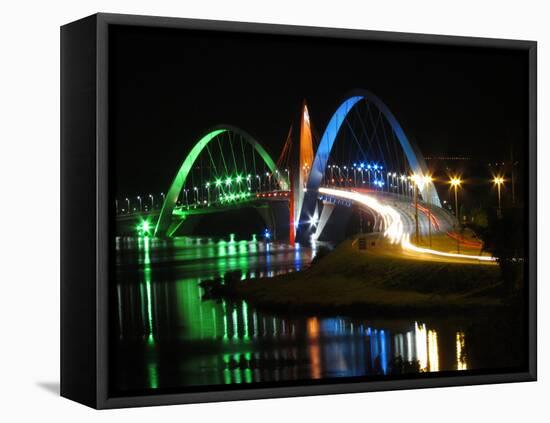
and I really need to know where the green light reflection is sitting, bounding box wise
[242,301,250,341]
[143,237,154,340]
[148,363,159,389]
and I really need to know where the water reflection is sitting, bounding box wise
[456,331,467,370]
[113,235,472,393]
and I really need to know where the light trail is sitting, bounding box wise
[320,187,404,243]
[445,231,483,248]
[401,233,495,262]
[414,202,440,231]
[318,187,495,263]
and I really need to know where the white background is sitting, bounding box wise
[0,0,547,421]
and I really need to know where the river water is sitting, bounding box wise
[111,235,520,395]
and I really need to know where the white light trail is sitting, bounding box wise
[318,187,495,262]
[319,187,404,243]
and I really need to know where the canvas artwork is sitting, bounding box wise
[59,13,537,409]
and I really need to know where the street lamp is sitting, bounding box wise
[149,194,154,210]
[493,176,505,216]
[450,176,462,253]
[366,164,372,187]
[136,196,142,212]
[205,182,211,205]
[125,197,130,214]
[424,175,433,248]
[285,169,290,190]
[411,173,425,244]
[343,166,348,186]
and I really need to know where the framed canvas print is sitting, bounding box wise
[60,13,537,409]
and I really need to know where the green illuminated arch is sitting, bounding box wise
[154,126,285,237]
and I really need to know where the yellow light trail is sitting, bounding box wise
[318,187,495,262]
[401,234,495,262]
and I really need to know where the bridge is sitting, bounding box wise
[116,89,492,261]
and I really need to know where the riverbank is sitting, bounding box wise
[204,238,509,315]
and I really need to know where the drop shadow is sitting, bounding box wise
[36,381,60,396]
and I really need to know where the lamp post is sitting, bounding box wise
[411,173,425,245]
[285,169,290,189]
[137,196,142,212]
[205,182,210,205]
[214,179,222,202]
[493,176,504,217]
[125,197,130,214]
[450,177,462,253]
[345,166,349,186]
[149,194,154,210]
[424,175,433,248]
[412,174,420,244]
[367,165,372,187]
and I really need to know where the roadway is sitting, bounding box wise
[318,187,495,264]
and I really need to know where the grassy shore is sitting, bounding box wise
[211,238,507,315]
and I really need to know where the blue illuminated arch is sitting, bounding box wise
[298,90,441,238]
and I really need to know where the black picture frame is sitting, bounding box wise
[60,12,537,409]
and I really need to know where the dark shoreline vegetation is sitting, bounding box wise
[200,238,524,317]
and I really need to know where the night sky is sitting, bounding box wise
[109,24,529,196]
